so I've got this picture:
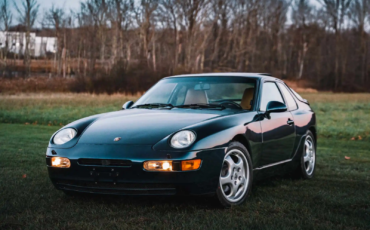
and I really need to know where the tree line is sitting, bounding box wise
[0,0,369,93]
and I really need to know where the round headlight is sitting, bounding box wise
[53,128,77,145]
[170,130,196,149]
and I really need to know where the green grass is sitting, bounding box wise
[0,93,369,140]
[0,93,138,126]
[0,123,369,229]
[301,93,370,140]
[0,92,369,229]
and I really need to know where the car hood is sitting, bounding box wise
[78,109,231,145]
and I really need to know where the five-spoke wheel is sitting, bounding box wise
[296,130,316,179]
[304,135,315,176]
[216,142,252,207]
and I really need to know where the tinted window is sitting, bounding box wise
[260,82,284,111]
[135,77,256,109]
[206,83,254,102]
[278,83,298,110]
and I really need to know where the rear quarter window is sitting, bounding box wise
[277,83,298,110]
[290,88,304,101]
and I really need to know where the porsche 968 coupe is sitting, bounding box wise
[46,73,317,207]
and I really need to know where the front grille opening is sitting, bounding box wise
[78,159,132,167]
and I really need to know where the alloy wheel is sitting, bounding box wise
[303,136,315,175]
[219,149,249,203]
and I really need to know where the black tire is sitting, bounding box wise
[295,130,316,179]
[216,141,253,208]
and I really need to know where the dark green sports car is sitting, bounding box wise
[46,73,317,207]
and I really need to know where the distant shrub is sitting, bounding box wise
[70,62,169,94]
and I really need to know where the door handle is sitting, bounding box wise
[287,119,294,126]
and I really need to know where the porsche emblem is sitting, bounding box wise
[114,137,121,142]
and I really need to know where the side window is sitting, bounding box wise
[277,83,298,110]
[260,82,284,111]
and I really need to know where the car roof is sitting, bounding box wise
[164,72,280,82]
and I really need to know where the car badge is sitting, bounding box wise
[114,137,121,142]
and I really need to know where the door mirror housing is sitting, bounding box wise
[266,101,287,114]
[122,101,134,110]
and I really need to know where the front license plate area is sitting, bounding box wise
[89,167,121,183]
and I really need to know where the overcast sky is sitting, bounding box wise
[13,0,80,13]
[14,0,322,11]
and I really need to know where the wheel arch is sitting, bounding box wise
[231,134,252,158]
[309,126,317,143]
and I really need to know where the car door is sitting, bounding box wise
[277,82,300,158]
[258,82,296,167]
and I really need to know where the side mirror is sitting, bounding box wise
[266,101,287,114]
[122,101,134,110]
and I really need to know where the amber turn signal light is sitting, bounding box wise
[51,157,71,168]
[181,159,201,171]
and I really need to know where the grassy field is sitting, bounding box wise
[0,93,369,140]
[0,93,138,126]
[0,93,369,229]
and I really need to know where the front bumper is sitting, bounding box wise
[46,144,226,195]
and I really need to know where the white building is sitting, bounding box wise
[0,31,57,57]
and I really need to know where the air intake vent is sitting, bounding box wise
[78,159,132,167]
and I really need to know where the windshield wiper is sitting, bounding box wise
[131,103,174,109]
[175,103,225,110]
[132,103,225,110]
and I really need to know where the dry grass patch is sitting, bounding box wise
[301,92,370,103]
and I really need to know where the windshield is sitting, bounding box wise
[134,77,256,110]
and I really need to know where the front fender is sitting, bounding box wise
[48,114,103,149]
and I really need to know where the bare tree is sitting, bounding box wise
[134,0,158,69]
[349,0,370,85]
[229,0,261,72]
[177,0,208,71]
[292,0,312,79]
[1,0,369,92]
[0,0,13,68]
[158,0,180,69]
[107,0,129,66]
[0,0,12,31]
[43,5,65,76]
[78,1,98,76]
[320,0,351,89]
[208,0,231,70]
[14,0,39,77]
[95,0,109,62]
